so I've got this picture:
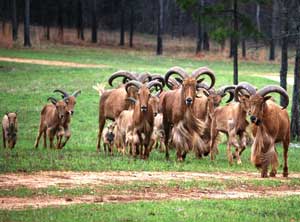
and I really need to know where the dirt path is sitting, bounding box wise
[1,171,300,210]
[0,57,108,68]
[1,171,298,189]
[256,74,294,85]
[1,188,300,210]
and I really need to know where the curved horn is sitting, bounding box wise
[108,70,137,87]
[217,85,236,96]
[196,82,216,96]
[223,88,235,103]
[223,86,237,103]
[234,82,256,102]
[151,74,165,87]
[146,80,163,95]
[257,85,289,109]
[125,80,143,93]
[47,97,58,105]
[167,77,181,89]
[192,67,216,89]
[165,66,189,89]
[196,82,210,90]
[72,90,81,98]
[53,89,69,99]
[138,72,152,83]
[126,97,137,104]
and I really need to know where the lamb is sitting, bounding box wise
[34,97,67,149]
[53,89,81,148]
[102,122,116,156]
[2,112,18,149]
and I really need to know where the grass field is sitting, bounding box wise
[0,45,299,221]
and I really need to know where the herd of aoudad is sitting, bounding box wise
[2,66,290,178]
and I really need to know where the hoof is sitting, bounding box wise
[177,157,184,162]
[237,160,242,165]
[283,172,288,177]
[232,152,237,159]
[269,172,276,177]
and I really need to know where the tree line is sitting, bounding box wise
[1,0,300,141]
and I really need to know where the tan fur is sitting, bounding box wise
[162,78,206,161]
[210,98,249,165]
[150,113,166,152]
[115,110,134,155]
[34,101,67,149]
[193,92,223,158]
[171,108,206,161]
[2,113,18,149]
[94,84,137,152]
[113,85,156,159]
[102,122,116,156]
[249,99,290,178]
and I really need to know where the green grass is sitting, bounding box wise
[0,45,297,173]
[1,196,300,222]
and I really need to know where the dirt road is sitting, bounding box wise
[0,57,108,68]
[1,171,300,210]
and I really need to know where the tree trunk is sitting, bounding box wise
[46,25,50,40]
[233,0,238,85]
[290,25,300,141]
[172,1,180,38]
[196,0,203,53]
[91,0,97,43]
[269,39,275,60]
[119,0,125,46]
[57,0,64,42]
[242,39,246,58]
[129,5,134,48]
[203,30,210,51]
[280,5,288,107]
[77,0,84,40]
[256,3,261,33]
[24,0,31,47]
[11,0,18,41]
[156,0,163,55]
[196,19,202,53]
[269,0,278,60]
[220,39,225,51]
[229,36,234,58]
[291,34,300,140]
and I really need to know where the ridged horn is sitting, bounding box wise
[137,72,152,83]
[191,67,215,89]
[146,80,163,95]
[125,80,143,93]
[167,77,181,89]
[217,85,236,103]
[47,97,58,105]
[257,85,289,109]
[108,70,137,87]
[165,66,189,89]
[151,74,165,87]
[126,97,137,104]
[234,82,256,102]
[53,89,69,99]
[72,90,81,98]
